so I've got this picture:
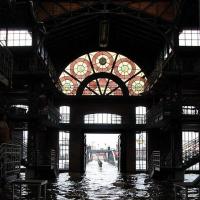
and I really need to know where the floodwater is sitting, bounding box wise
[2,161,200,199]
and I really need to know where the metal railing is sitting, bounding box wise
[149,151,160,174]
[39,104,60,125]
[146,103,164,125]
[182,138,199,163]
[0,42,13,86]
[144,49,174,92]
[0,143,21,179]
[152,151,161,171]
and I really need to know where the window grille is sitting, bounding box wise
[0,29,32,46]
[135,106,146,124]
[59,131,70,170]
[179,30,200,46]
[59,106,70,123]
[84,113,122,124]
[136,131,147,170]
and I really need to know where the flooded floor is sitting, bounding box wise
[1,161,200,199]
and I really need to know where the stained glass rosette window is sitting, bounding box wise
[58,51,147,96]
[90,51,117,73]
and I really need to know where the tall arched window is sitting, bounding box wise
[58,51,147,96]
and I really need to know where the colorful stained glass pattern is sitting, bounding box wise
[59,72,80,95]
[66,54,92,82]
[58,51,147,96]
[127,76,147,96]
[90,51,116,73]
[113,54,136,81]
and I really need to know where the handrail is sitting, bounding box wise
[39,104,60,125]
[144,51,174,92]
[182,138,199,163]
[149,151,160,173]
[0,43,13,86]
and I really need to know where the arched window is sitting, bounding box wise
[58,51,147,96]
[59,106,70,123]
[84,113,122,124]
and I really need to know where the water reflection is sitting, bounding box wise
[5,161,200,199]
[48,161,175,200]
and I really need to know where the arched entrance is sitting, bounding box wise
[57,51,148,174]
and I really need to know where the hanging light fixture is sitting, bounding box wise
[99,20,109,48]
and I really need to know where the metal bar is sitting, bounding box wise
[64,69,99,95]
[88,53,102,95]
[103,53,119,95]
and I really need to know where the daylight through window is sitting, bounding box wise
[58,51,147,96]
[179,30,200,46]
[136,131,147,171]
[84,113,122,124]
[59,131,70,170]
[136,106,146,124]
[0,29,32,47]
[59,106,70,123]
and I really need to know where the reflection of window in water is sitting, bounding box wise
[136,131,146,171]
[59,131,70,170]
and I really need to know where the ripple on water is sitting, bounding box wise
[8,161,200,200]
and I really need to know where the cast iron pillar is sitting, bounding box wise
[69,106,85,173]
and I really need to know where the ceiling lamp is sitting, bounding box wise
[99,20,109,48]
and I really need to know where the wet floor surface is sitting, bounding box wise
[1,161,200,199]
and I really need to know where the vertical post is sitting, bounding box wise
[69,105,85,173]
[120,130,136,173]
[119,104,136,173]
[69,128,85,173]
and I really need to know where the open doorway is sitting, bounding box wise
[85,133,120,172]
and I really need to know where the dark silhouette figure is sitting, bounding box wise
[98,159,102,167]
